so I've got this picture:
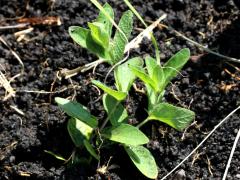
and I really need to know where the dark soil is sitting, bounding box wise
[0,0,240,179]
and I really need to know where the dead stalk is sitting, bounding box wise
[0,70,15,101]
[59,59,105,79]
[160,106,240,180]
[17,85,81,94]
[124,14,167,52]
[222,128,240,180]
[0,23,29,30]
[10,105,25,116]
[149,21,240,64]
[0,36,24,74]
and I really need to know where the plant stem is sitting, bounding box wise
[123,0,161,64]
[137,118,149,128]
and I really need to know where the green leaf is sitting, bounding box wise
[112,10,133,64]
[68,26,109,60]
[92,80,127,101]
[83,140,100,160]
[69,26,90,49]
[96,3,114,37]
[146,84,158,111]
[129,65,157,92]
[44,150,67,161]
[148,103,195,131]
[102,124,149,146]
[68,118,93,147]
[114,57,143,92]
[145,56,165,93]
[55,97,98,128]
[103,94,128,126]
[152,65,165,93]
[88,22,109,49]
[145,56,158,78]
[163,48,190,88]
[124,145,158,179]
[86,33,110,60]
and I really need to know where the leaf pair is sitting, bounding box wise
[102,98,157,179]
[69,3,133,65]
[128,49,195,131]
[130,48,191,110]
[54,97,151,158]
[55,97,99,160]
[101,96,150,146]
[102,121,157,179]
[101,112,157,179]
[102,122,158,179]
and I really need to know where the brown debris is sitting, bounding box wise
[219,81,238,93]
[224,68,240,81]
[17,16,61,26]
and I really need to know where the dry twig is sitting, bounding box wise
[124,14,167,52]
[0,70,15,101]
[17,85,81,94]
[161,106,240,180]
[148,21,240,64]
[10,105,25,116]
[0,16,61,31]
[17,16,61,26]
[0,36,24,74]
[14,27,34,42]
[222,128,240,180]
[0,23,29,30]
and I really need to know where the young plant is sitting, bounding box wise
[129,48,195,130]
[54,2,195,179]
[54,48,195,179]
[69,3,133,66]
[55,57,159,179]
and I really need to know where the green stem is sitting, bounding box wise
[123,0,160,64]
[137,118,149,128]
[150,34,160,65]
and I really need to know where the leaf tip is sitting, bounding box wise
[55,97,64,104]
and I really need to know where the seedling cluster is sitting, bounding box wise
[68,3,132,66]
[55,3,195,179]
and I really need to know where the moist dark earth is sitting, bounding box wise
[0,0,240,179]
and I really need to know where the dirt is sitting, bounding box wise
[0,0,240,179]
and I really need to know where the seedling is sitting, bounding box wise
[129,48,195,130]
[55,49,195,179]
[69,3,133,67]
[54,3,195,179]
[55,57,160,178]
